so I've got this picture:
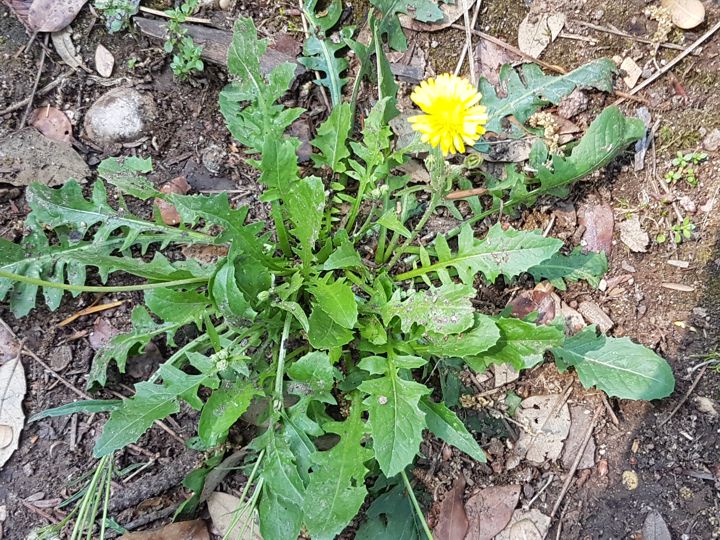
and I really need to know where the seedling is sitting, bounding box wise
[671,217,695,244]
[664,151,708,187]
[95,0,139,33]
[164,0,204,79]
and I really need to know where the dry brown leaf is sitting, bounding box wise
[28,0,87,32]
[95,43,115,77]
[518,12,565,58]
[514,395,571,465]
[495,509,551,540]
[578,202,614,255]
[28,106,73,144]
[155,176,191,226]
[464,485,520,540]
[89,317,119,351]
[642,510,672,540]
[50,27,88,71]
[662,0,705,29]
[507,282,556,325]
[2,0,32,28]
[433,476,468,540]
[619,215,649,253]
[119,519,209,540]
[475,39,519,87]
[207,492,262,540]
[561,405,596,470]
[0,353,26,469]
[493,363,519,387]
[0,320,20,363]
[578,301,614,333]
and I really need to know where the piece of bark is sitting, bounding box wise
[134,17,304,76]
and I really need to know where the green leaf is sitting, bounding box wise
[259,137,300,201]
[303,400,372,539]
[303,0,342,32]
[409,224,562,284]
[377,211,412,238]
[256,431,306,540]
[359,369,430,477]
[420,398,486,462]
[310,276,358,328]
[211,257,257,326]
[528,248,608,290]
[322,233,364,270]
[469,317,565,371]
[145,287,209,325]
[299,27,353,106]
[372,17,399,103]
[94,364,213,456]
[288,351,335,393]
[311,102,352,173]
[308,306,354,349]
[286,176,325,260]
[356,481,421,539]
[381,283,476,335]
[220,17,304,150]
[29,399,122,422]
[373,0,445,51]
[275,301,310,333]
[552,326,675,400]
[416,314,500,358]
[198,380,257,446]
[88,306,197,388]
[98,156,156,200]
[480,59,616,133]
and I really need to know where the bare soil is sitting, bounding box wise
[1,0,720,538]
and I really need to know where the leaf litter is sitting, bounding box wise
[118,519,209,540]
[0,321,25,469]
[207,491,262,540]
[433,475,468,540]
[512,394,571,465]
[463,484,520,540]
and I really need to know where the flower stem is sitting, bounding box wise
[273,311,293,411]
[386,190,441,270]
[401,469,432,540]
[0,270,208,293]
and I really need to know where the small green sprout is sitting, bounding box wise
[671,217,695,244]
[164,0,204,79]
[664,151,708,187]
[95,0,139,33]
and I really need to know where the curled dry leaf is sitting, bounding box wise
[28,0,88,32]
[155,176,191,226]
[507,282,557,325]
[464,485,520,540]
[433,476,468,540]
[28,106,73,144]
[50,27,88,71]
[207,492,262,540]
[95,43,115,78]
[0,354,26,469]
[518,12,565,58]
[118,519,209,540]
[495,509,551,540]
[578,202,614,256]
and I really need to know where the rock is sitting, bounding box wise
[0,128,89,187]
[84,87,156,148]
[620,57,642,89]
[578,301,614,333]
[200,144,226,174]
[702,128,720,152]
[49,345,72,371]
[678,195,696,214]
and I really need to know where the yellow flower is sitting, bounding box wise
[408,74,488,156]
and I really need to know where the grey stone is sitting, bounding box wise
[84,87,156,148]
[702,128,720,152]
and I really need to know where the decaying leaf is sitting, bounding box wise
[0,321,21,363]
[518,12,565,58]
[118,519,209,540]
[155,176,191,226]
[661,0,705,29]
[475,39,519,88]
[28,0,88,32]
[513,394,571,465]
[579,202,614,255]
[0,353,26,469]
[507,282,557,325]
[578,301,614,333]
[464,485,520,540]
[495,509,551,540]
[50,27,88,71]
[642,510,672,540]
[95,43,115,77]
[433,476,468,540]
[619,215,649,253]
[561,405,596,470]
[28,106,73,144]
[89,317,120,351]
[207,492,262,540]
[493,363,519,387]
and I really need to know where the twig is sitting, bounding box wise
[572,20,689,52]
[601,393,619,426]
[524,473,554,510]
[614,19,720,104]
[550,405,603,519]
[19,34,49,129]
[542,214,556,237]
[454,0,482,77]
[449,24,648,104]
[659,365,708,427]
[445,186,488,200]
[0,69,73,115]
[138,6,211,24]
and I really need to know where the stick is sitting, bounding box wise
[614,19,720,104]
[454,0,482,77]
[572,19,688,52]
[445,186,488,200]
[138,6,211,24]
[19,34,48,129]
[0,69,73,116]
[659,365,708,427]
[601,393,619,426]
[458,0,479,84]
[550,405,603,519]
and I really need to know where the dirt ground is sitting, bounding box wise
[1,0,719,538]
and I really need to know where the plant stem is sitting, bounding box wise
[271,202,292,257]
[401,469,432,540]
[386,191,441,270]
[0,270,208,294]
[345,178,369,234]
[273,311,293,411]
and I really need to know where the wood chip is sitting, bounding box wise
[661,283,695,292]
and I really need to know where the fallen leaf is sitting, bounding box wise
[661,0,705,29]
[643,510,672,540]
[28,106,73,144]
[619,215,649,253]
[95,43,115,78]
[507,282,556,325]
[518,12,565,58]
[464,485,520,540]
[89,317,119,351]
[513,395,571,465]
[207,492,262,540]
[28,0,87,32]
[578,301,614,333]
[434,476,468,540]
[119,519,209,540]
[693,396,718,418]
[578,202,614,255]
[2,0,32,28]
[0,320,21,363]
[561,405,596,470]
[494,509,551,540]
[155,176,191,226]
[399,1,468,32]
[199,451,246,502]
[619,57,642,89]
[475,38,519,87]
[486,138,535,163]
[494,363,520,387]
[0,353,26,469]
[560,300,586,336]
[50,27,88,71]
[181,244,230,264]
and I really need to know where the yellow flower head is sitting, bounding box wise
[408,74,488,156]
